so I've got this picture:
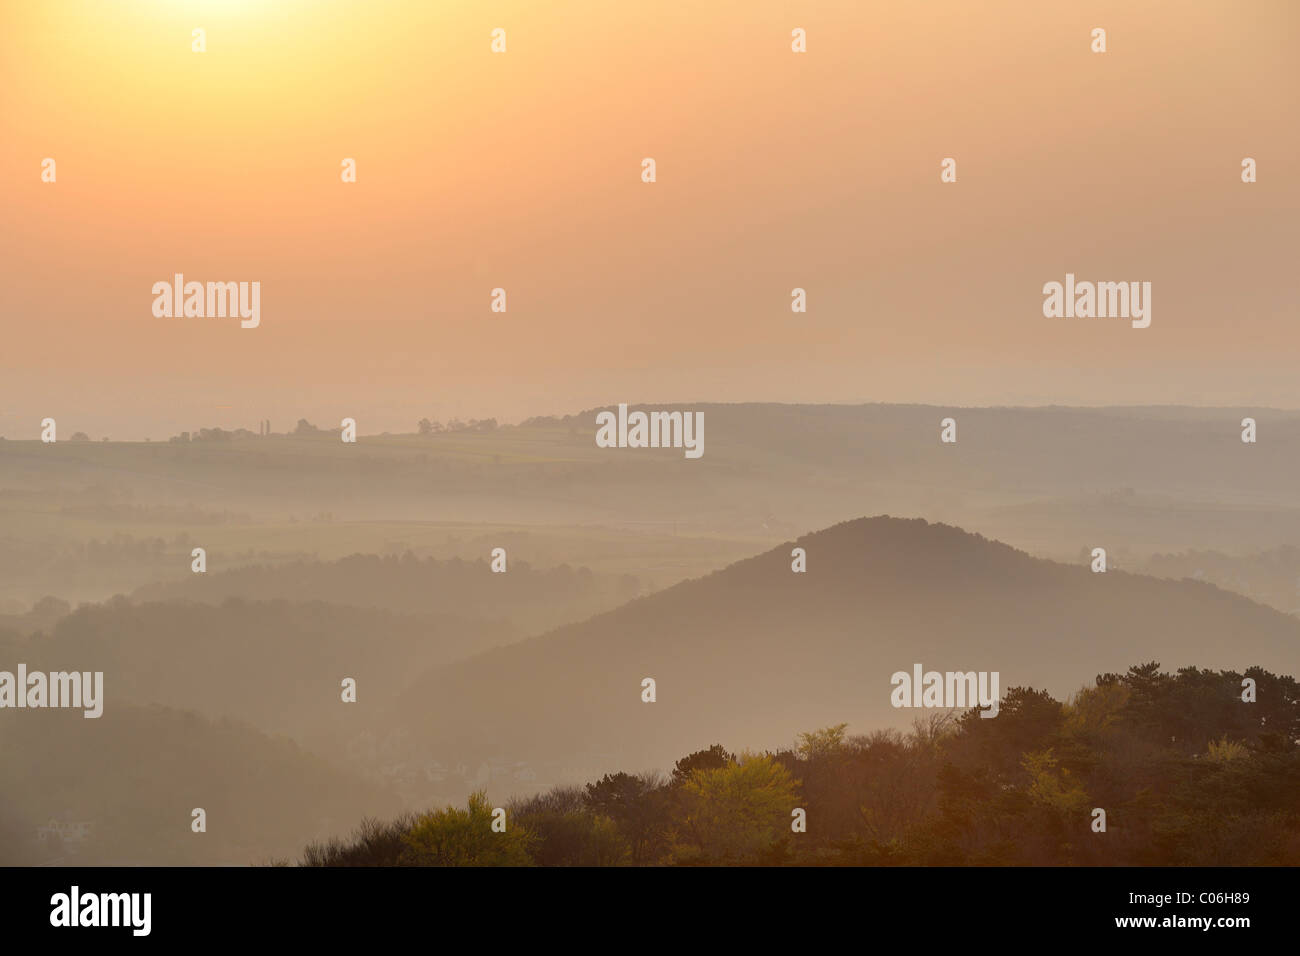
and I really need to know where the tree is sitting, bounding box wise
[1022,748,1089,816]
[677,753,800,863]
[301,814,417,867]
[509,787,629,867]
[671,744,733,784]
[583,772,667,863]
[399,791,534,866]
[796,723,849,760]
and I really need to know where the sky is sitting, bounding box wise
[1,0,1297,439]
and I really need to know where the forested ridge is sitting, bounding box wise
[303,662,1300,866]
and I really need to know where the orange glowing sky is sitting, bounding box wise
[1,0,1297,438]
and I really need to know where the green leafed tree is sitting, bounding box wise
[676,753,800,864]
[399,791,534,866]
[796,723,849,760]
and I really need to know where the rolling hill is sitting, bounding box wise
[0,701,400,866]
[0,597,511,751]
[385,516,1300,780]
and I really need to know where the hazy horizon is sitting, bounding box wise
[11,398,1300,444]
[4,0,1298,439]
